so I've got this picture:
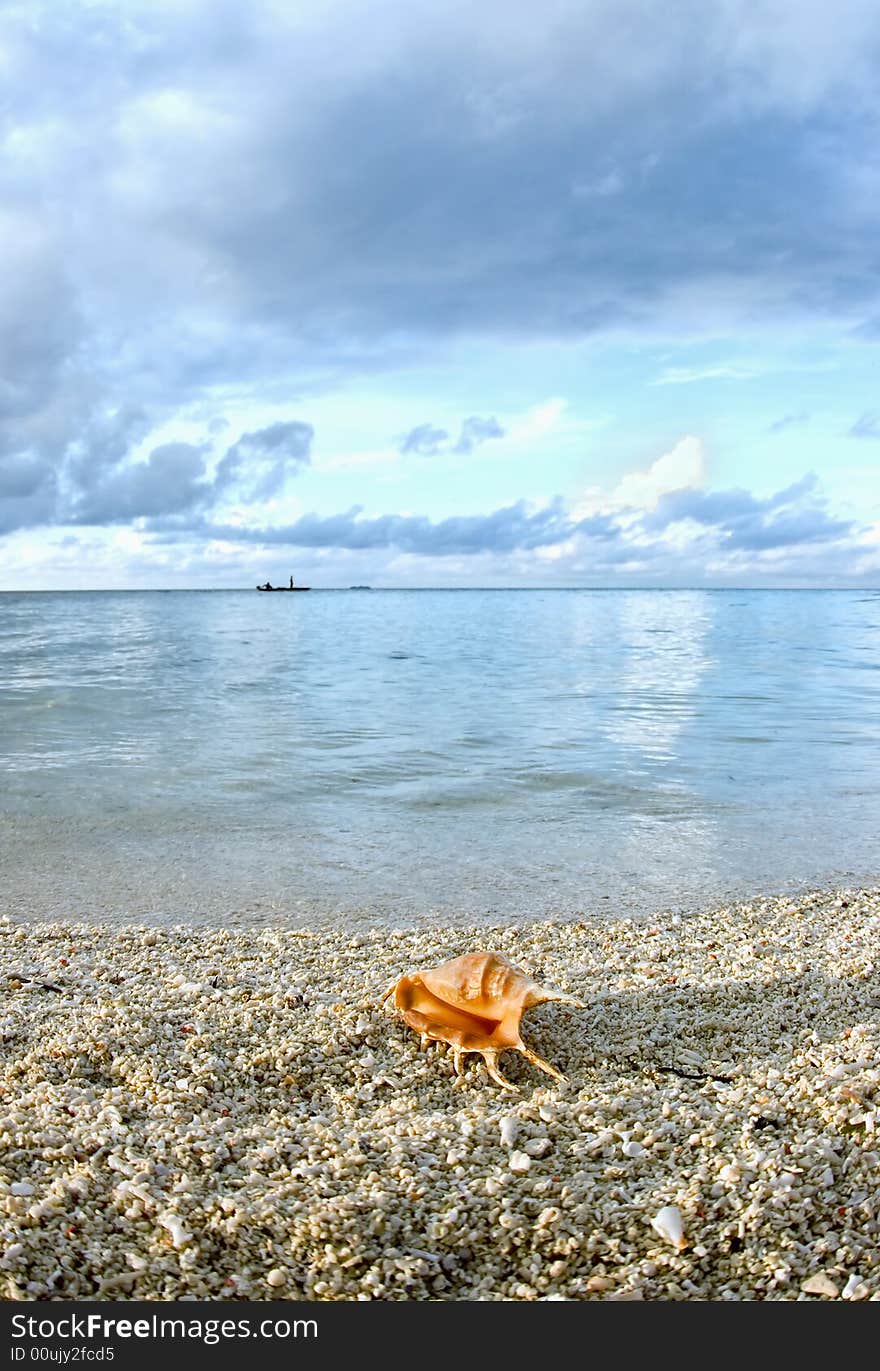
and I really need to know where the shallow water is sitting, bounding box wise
[1,588,878,927]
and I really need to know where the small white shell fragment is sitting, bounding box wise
[622,1140,644,1158]
[9,1183,35,1197]
[509,1150,531,1174]
[266,1268,285,1288]
[524,1137,552,1158]
[841,1274,868,1300]
[801,1273,839,1297]
[499,1116,518,1147]
[650,1205,686,1249]
[158,1214,191,1250]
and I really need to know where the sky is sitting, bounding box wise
[2,0,880,589]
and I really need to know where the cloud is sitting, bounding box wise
[137,464,853,568]
[399,415,505,457]
[0,453,54,501]
[67,442,212,525]
[769,411,810,433]
[652,365,759,386]
[1,4,879,584]
[3,450,870,587]
[0,414,315,532]
[1,0,878,483]
[398,424,449,456]
[0,455,58,535]
[848,411,880,439]
[151,499,622,557]
[214,420,313,498]
[612,435,706,510]
[453,415,505,453]
[642,472,851,549]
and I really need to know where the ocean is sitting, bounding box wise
[1,587,878,928]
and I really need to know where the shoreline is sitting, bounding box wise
[2,887,878,1301]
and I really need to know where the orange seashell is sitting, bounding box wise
[382,951,583,1089]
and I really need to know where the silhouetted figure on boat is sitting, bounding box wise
[256,576,309,590]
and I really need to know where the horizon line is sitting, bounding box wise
[2,585,878,594]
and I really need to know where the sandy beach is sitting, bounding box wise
[1,888,878,1301]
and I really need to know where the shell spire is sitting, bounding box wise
[382,950,583,1090]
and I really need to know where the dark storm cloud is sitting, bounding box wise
[642,473,852,549]
[398,424,449,456]
[848,412,880,439]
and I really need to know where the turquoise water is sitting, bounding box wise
[1,588,878,927]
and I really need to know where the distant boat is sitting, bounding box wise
[256,579,310,591]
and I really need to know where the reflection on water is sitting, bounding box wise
[595,591,714,763]
[0,589,878,927]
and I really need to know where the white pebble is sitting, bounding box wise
[266,1268,285,1288]
[622,1140,644,1158]
[499,1117,518,1147]
[801,1273,839,1297]
[842,1273,867,1300]
[9,1183,34,1197]
[509,1151,531,1174]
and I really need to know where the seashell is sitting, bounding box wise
[381,950,583,1089]
[650,1204,686,1249]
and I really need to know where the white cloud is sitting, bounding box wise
[652,364,759,386]
[612,435,706,510]
[505,398,567,443]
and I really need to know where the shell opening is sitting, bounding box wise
[397,982,501,1037]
